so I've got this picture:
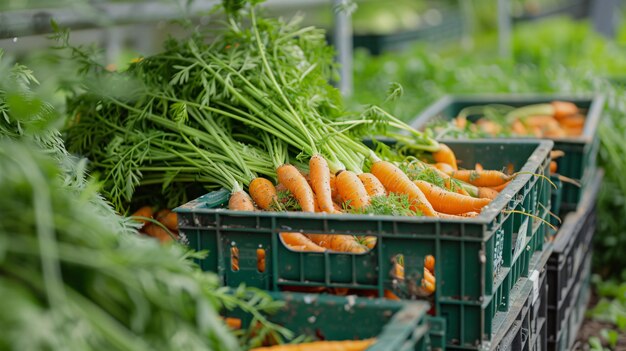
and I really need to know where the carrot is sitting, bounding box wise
[490,181,511,192]
[424,255,435,273]
[257,248,266,272]
[422,279,435,295]
[280,232,326,252]
[423,267,435,285]
[358,235,377,249]
[333,202,343,212]
[250,339,375,351]
[522,115,559,128]
[143,223,175,243]
[156,210,178,231]
[427,165,470,196]
[307,234,368,253]
[309,155,334,213]
[550,161,558,174]
[370,161,438,217]
[230,246,239,271]
[477,119,501,135]
[511,120,527,135]
[229,190,255,211]
[477,187,499,200]
[506,163,515,176]
[414,180,491,215]
[357,173,386,197]
[550,150,565,159]
[564,126,583,136]
[450,170,511,187]
[543,126,566,138]
[250,177,278,210]
[329,173,342,204]
[558,114,585,128]
[384,290,400,300]
[434,162,454,174]
[432,143,458,170]
[131,205,153,226]
[277,164,316,212]
[475,163,483,172]
[551,101,579,119]
[336,170,370,209]
[455,115,467,129]
[224,317,242,330]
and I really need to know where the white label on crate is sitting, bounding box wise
[514,218,530,259]
[530,269,540,304]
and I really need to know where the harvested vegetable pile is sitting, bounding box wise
[428,100,585,139]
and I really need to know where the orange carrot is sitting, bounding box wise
[426,165,470,196]
[413,180,491,215]
[551,101,579,119]
[475,163,483,172]
[422,279,436,295]
[231,246,239,271]
[143,223,175,243]
[307,234,368,253]
[277,164,316,212]
[434,162,455,175]
[336,170,370,209]
[359,235,377,249]
[370,161,438,217]
[384,290,400,300]
[450,170,511,187]
[490,181,511,192]
[280,232,326,252]
[511,120,527,135]
[357,172,386,197]
[251,339,375,351]
[224,317,242,330]
[229,190,255,211]
[432,143,458,170]
[550,161,558,174]
[558,114,585,128]
[329,173,342,203]
[477,187,499,200]
[423,267,435,285]
[424,255,435,273]
[333,202,343,212]
[309,155,334,213]
[156,209,178,231]
[257,248,266,272]
[250,177,278,210]
[131,206,153,226]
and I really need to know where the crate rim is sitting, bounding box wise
[552,168,603,253]
[175,139,552,231]
[410,93,606,144]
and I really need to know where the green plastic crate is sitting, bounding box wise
[225,292,431,351]
[176,140,553,349]
[427,317,447,351]
[349,7,464,55]
[547,169,601,351]
[410,94,604,216]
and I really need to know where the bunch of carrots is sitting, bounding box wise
[225,146,513,255]
[451,100,584,138]
[131,206,179,242]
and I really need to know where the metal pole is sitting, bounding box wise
[333,0,353,97]
[497,0,511,58]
